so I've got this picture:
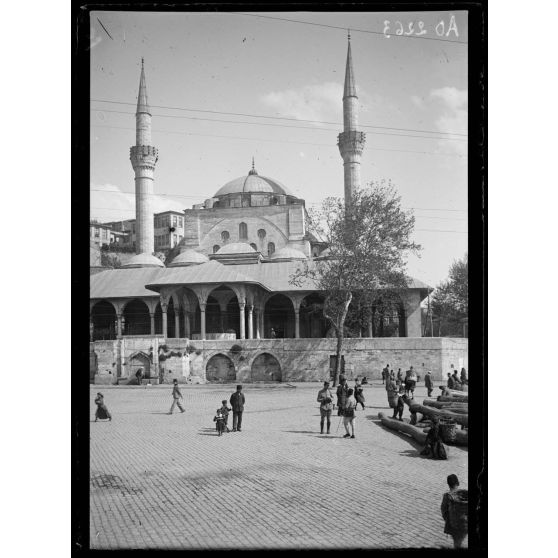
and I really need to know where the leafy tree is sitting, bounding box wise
[431,253,468,336]
[101,252,121,269]
[290,181,421,385]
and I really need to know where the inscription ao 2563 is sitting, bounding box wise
[383,15,459,39]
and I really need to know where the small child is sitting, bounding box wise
[213,399,231,435]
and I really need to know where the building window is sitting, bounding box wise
[221,230,230,243]
[267,242,275,256]
[213,245,220,254]
[179,235,183,242]
[179,217,183,228]
[94,228,99,237]
[239,222,248,240]
[250,243,257,251]
[257,228,266,239]
[173,215,177,227]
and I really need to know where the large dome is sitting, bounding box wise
[213,162,293,198]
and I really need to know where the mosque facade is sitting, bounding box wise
[89,39,468,385]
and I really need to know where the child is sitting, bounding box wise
[213,409,226,436]
[214,399,231,434]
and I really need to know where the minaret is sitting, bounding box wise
[130,58,158,255]
[337,32,366,204]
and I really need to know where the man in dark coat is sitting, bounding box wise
[336,379,349,416]
[230,385,246,432]
[447,372,455,390]
[451,371,462,391]
[425,369,434,397]
[441,474,468,548]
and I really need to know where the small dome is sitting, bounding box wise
[121,253,165,268]
[216,242,256,255]
[167,249,209,267]
[269,247,307,260]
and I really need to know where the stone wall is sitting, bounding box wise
[91,336,468,385]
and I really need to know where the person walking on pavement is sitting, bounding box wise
[397,368,403,384]
[94,392,112,422]
[230,385,245,432]
[342,388,357,438]
[425,369,435,397]
[336,378,349,416]
[382,364,390,385]
[317,381,334,434]
[441,474,468,548]
[168,379,185,414]
[407,366,418,398]
[354,380,365,410]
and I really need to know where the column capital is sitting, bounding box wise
[238,301,246,310]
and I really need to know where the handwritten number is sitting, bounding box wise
[416,21,427,35]
[405,22,415,36]
[383,20,391,38]
[395,21,404,36]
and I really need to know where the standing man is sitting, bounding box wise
[317,381,334,434]
[169,379,185,414]
[336,377,349,416]
[135,367,144,386]
[425,368,435,397]
[382,364,390,386]
[460,367,468,385]
[451,370,463,391]
[407,366,418,398]
[447,372,455,390]
[441,474,468,548]
[230,385,245,432]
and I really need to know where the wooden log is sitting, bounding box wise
[438,395,469,403]
[409,402,468,427]
[439,387,469,399]
[423,399,468,410]
[423,426,468,446]
[378,412,427,444]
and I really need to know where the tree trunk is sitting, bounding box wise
[333,328,344,387]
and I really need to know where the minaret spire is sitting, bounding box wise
[130,59,159,257]
[337,35,366,204]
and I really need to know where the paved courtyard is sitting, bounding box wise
[89,380,468,549]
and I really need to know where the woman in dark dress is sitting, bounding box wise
[420,417,447,459]
[94,392,112,421]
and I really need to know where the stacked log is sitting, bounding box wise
[421,426,468,446]
[440,387,469,399]
[423,399,468,411]
[409,402,468,428]
[378,412,427,444]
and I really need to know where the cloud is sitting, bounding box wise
[261,82,343,123]
[429,87,468,157]
[90,183,185,222]
[411,95,425,109]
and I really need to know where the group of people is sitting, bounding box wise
[447,366,468,390]
[316,375,366,438]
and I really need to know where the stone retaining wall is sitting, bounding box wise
[91,336,468,384]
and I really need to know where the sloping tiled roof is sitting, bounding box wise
[90,267,164,299]
[145,260,267,291]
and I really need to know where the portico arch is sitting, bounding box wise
[122,299,151,335]
[91,300,117,340]
[264,294,295,338]
[371,294,406,337]
[299,293,328,338]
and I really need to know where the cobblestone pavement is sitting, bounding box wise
[90,381,468,549]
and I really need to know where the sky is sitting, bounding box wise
[90,10,468,287]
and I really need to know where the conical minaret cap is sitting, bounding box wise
[343,35,357,99]
[136,58,151,115]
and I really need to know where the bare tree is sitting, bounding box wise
[290,181,421,385]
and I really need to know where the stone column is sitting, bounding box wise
[150,313,155,335]
[247,305,254,339]
[184,312,190,338]
[200,303,207,340]
[294,309,300,339]
[367,314,373,338]
[161,308,168,338]
[255,308,261,339]
[405,291,422,338]
[175,311,180,339]
[116,314,123,337]
[260,310,265,338]
[239,302,246,340]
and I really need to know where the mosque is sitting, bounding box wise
[89,39,468,385]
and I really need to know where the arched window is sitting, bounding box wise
[250,243,257,251]
[239,222,248,240]
[257,228,266,239]
[221,230,230,243]
[213,245,220,254]
[267,242,275,256]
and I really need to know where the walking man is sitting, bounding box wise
[230,385,245,432]
[441,474,468,548]
[168,379,185,414]
[317,381,334,434]
[382,364,390,386]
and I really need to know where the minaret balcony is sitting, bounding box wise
[337,131,366,156]
[130,145,159,169]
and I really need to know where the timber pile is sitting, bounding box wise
[377,412,427,444]
[421,426,468,446]
[423,399,468,413]
[409,402,468,427]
